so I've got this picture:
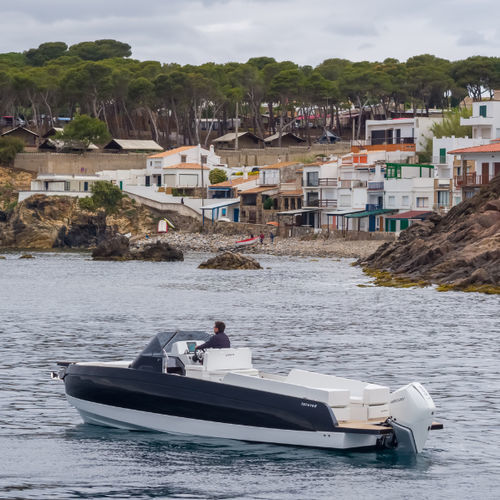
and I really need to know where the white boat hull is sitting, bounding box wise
[67,395,379,450]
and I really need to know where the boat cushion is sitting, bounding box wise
[286,369,390,405]
[223,372,350,407]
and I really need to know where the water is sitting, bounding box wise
[0,250,499,499]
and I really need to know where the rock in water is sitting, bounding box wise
[92,236,183,262]
[130,241,184,262]
[198,251,262,270]
[359,175,500,292]
[92,234,131,260]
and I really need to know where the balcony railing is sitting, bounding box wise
[318,199,338,208]
[368,181,384,190]
[454,173,493,187]
[318,178,337,186]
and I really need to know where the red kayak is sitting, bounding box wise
[234,236,259,247]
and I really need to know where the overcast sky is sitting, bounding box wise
[2,0,499,65]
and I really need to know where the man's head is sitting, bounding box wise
[214,321,225,334]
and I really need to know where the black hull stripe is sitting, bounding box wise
[65,365,338,432]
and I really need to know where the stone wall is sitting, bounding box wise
[14,152,148,175]
[216,143,351,167]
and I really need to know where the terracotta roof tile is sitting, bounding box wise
[148,146,196,158]
[210,177,254,187]
[448,142,500,154]
[162,163,210,170]
[259,161,301,170]
[240,186,278,194]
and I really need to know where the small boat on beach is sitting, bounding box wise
[234,236,259,248]
[52,331,442,453]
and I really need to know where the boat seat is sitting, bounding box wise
[286,369,390,405]
[223,372,350,407]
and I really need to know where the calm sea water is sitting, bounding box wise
[0,250,499,499]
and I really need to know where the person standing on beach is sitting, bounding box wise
[270,232,275,244]
[259,232,264,244]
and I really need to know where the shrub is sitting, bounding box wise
[209,168,228,184]
[78,196,95,211]
[90,181,123,213]
[0,137,24,165]
[263,197,274,210]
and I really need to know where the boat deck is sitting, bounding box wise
[336,419,392,434]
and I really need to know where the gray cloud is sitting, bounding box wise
[1,0,499,65]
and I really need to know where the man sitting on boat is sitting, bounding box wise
[195,321,230,350]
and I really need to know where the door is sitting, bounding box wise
[157,176,162,187]
[233,208,239,222]
[400,219,409,230]
[368,215,376,232]
[145,176,151,187]
[494,163,500,177]
[482,163,489,184]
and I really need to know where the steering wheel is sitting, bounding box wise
[192,350,204,363]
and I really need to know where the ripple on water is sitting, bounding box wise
[0,251,499,499]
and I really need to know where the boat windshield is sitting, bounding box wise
[131,330,210,366]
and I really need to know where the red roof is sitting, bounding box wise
[385,210,433,220]
[449,142,500,154]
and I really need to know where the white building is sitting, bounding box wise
[145,145,222,187]
[18,174,101,202]
[365,117,441,152]
[448,141,500,199]
[461,100,500,140]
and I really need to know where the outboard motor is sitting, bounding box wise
[388,382,436,453]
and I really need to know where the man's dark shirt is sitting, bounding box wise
[197,332,230,350]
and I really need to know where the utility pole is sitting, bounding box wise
[235,101,239,151]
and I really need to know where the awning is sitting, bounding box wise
[345,208,396,218]
[325,209,365,217]
[201,198,240,211]
[277,208,318,215]
[384,210,433,220]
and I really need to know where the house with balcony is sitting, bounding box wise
[460,99,500,141]
[364,117,441,152]
[239,161,302,224]
[145,145,221,187]
[383,163,436,231]
[448,141,500,199]
[301,161,338,228]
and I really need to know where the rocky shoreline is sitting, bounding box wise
[131,232,385,260]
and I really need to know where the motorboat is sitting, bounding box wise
[52,331,442,453]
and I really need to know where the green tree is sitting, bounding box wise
[56,114,111,151]
[68,40,131,61]
[24,42,68,66]
[209,168,228,184]
[80,181,123,213]
[431,107,472,138]
[0,137,24,165]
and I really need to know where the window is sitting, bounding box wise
[64,181,70,191]
[307,192,319,206]
[339,194,350,207]
[306,171,319,186]
[201,155,207,165]
[83,182,89,192]
[388,195,395,207]
[221,208,227,216]
[284,198,289,210]
[439,148,446,163]
[180,155,187,163]
[416,197,429,208]
[479,105,487,118]
[402,195,409,206]
[437,191,449,206]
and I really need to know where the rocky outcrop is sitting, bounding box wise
[0,194,154,249]
[359,175,500,292]
[198,251,262,270]
[92,236,184,262]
